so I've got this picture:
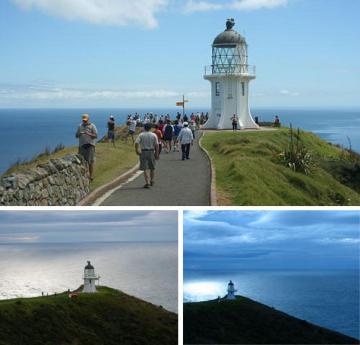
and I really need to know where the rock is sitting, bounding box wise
[2,176,17,189]
[0,153,91,206]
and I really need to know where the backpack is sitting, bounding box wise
[164,125,173,137]
[174,125,181,136]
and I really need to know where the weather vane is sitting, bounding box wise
[226,18,235,30]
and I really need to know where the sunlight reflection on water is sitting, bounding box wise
[0,242,178,312]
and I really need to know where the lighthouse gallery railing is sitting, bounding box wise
[204,64,256,76]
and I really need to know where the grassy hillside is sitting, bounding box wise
[184,296,359,344]
[0,286,177,345]
[202,128,360,205]
[2,126,138,192]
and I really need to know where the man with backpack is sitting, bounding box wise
[162,119,174,153]
[172,120,182,152]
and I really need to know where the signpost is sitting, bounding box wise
[176,95,189,117]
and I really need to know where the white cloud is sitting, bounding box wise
[318,238,360,245]
[185,210,210,220]
[0,235,39,242]
[231,0,288,10]
[184,0,287,13]
[11,0,168,29]
[184,0,222,13]
[0,84,180,101]
[280,89,300,96]
[0,83,210,107]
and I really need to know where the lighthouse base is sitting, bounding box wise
[203,75,258,130]
[83,280,97,293]
[226,293,236,300]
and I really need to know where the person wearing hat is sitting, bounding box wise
[107,115,116,147]
[177,121,194,161]
[75,114,98,180]
[135,123,159,188]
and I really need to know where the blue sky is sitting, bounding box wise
[0,0,359,108]
[0,210,178,243]
[184,210,360,270]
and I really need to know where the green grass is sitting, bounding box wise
[0,286,177,345]
[3,146,78,176]
[202,128,360,205]
[184,297,358,344]
[90,141,138,191]
[2,127,139,193]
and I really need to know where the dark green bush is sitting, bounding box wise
[280,125,312,175]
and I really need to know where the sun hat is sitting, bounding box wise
[82,114,89,121]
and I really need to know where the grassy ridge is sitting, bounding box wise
[2,126,139,192]
[0,286,177,345]
[184,297,359,344]
[202,128,360,205]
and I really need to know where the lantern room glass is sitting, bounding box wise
[211,45,248,74]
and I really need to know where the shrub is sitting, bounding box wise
[53,143,65,153]
[280,125,312,175]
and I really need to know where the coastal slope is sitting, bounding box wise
[202,128,360,205]
[184,296,359,344]
[0,286,177,345]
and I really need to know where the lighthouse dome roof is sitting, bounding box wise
[85,261,94,269]
[213,19,245,46]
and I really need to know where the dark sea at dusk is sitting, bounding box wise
[184,269,359,339]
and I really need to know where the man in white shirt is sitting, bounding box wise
[177,122,194,161]
[126,117,137,143]
[135,123,159,188]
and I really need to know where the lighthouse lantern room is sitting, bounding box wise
[203,18,258,130]
[226,280,237,300]
[83,261,99,293]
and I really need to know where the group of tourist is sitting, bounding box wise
[125,111,208,127]
[131,115,196,188]
[75,112,280,186]
[75,112,198,187]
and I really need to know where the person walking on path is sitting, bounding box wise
[163,119,174,153]
[172,120,182,152]
[135,123,159,188]
[189,120,196,139]
[177,122,194,161]
[231,114,238,132]
[153,124,163,155]
[107,115,116,146]
[75,113,98,180]
[126,117,137,143]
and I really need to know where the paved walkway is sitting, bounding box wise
[100,132,211,206]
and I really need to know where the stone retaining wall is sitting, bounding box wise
[0,154,90,206]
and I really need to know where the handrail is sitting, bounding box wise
[204,64,256,76]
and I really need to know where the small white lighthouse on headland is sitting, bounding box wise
[226,280,237,300]
[83,261,100,293]
[203,18,258,130]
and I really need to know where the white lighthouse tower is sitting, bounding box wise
[226,280,237,300]
[83,261,99,293]
[203,18,258,130]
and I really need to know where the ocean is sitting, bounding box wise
[0,241,178,313]
[0,107,359,175]
[183,269,359,339]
